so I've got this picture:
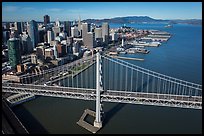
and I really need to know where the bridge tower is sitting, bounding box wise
[94,52,103,128]
[122,36,124,47]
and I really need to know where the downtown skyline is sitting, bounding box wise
[2,2,202,22]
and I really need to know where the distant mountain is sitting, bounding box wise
[83,16,170,24]
[82,16,201,25]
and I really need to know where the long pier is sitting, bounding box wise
[110,56,144,61]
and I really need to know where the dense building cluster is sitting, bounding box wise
[2,15,120,75]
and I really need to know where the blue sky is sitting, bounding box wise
[2,2,202,22]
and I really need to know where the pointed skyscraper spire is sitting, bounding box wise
[78,14,82,36]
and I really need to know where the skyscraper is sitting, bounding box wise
[63,21,71,37]
[71,26,79,38]
[44,15,50,25]
[84,32,95,49]
[94,28,102,40]
[102,22,109,44]
[7,38,21,68]
[20,22,25,32]
[21,34,33,54]
[14,22,22,34]
[78,16,82,36]
[47,30,54,44]
[28,20,39,49]
[55,18,60,27]
[82,23,91,39]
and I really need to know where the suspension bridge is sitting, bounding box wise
[2,52,202,132]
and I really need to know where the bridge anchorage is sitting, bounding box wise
[77,52,103,133]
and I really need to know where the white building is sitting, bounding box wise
[71,26,79,38]
[47,30,54,44]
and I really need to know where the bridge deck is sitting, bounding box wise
[2,83,202,109]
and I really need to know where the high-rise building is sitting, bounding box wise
[82,23,91,39]
[102,22,109,44]
[66,44,73,54]
[78,16,82,36]
[72,41,81,54]
[14,22,22,34]
[94,28,102,40]
[53,44,58,59]
[5,22,10,30]
[21,34,33,54]
[44,15,50,25]
[20,22,25,32]
[71,26,79,38]
[52,26,61,38]
[67,36,73,45]
[47,30,54,44]
[84,32,95,49]
[55,18,60,27]
[38,29,45,43]
[111,32,119,41]
[3,31,10,45]
[36,46,45,60]
[56,44,66,57]
[63,21,71,37]
[28,20,39,49]
[7,38,21,68]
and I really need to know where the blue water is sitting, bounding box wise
[12,23,202,134]
[111,23,202,84]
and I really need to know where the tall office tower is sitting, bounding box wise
[14,22,22,34]
[47,30,54,44]
[3,31,10,45]
[53,44,58,59]
[63,21,71,37]
[111,32,119,41]
[36,46,45,60]
[38,29,45,43]
[71,26,79,38]
[52,26,61,38]
[21,34,33,54]
[56,43,66,57]
[44,15,50,25]
[78,16,82,36]
[66,43,73,54]
[84,32,95,49]
[94,28,102,40]
[102,22,109,44]
[82,23,91,39]
[28,20,39,49]
[55,18,60,27]
[72,41,81,53]
[20,22,25,32]
[7,38,21,68]
[5,22,10,30]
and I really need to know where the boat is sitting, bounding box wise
[119,51,127,54]
[165,24,172,28]
[126,48,150,54]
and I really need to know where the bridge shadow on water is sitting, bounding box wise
[12,103,48,134]
[102,103,127,127]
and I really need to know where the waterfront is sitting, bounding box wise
[12,23,202,134]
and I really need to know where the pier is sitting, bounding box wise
[110,55,144,61]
